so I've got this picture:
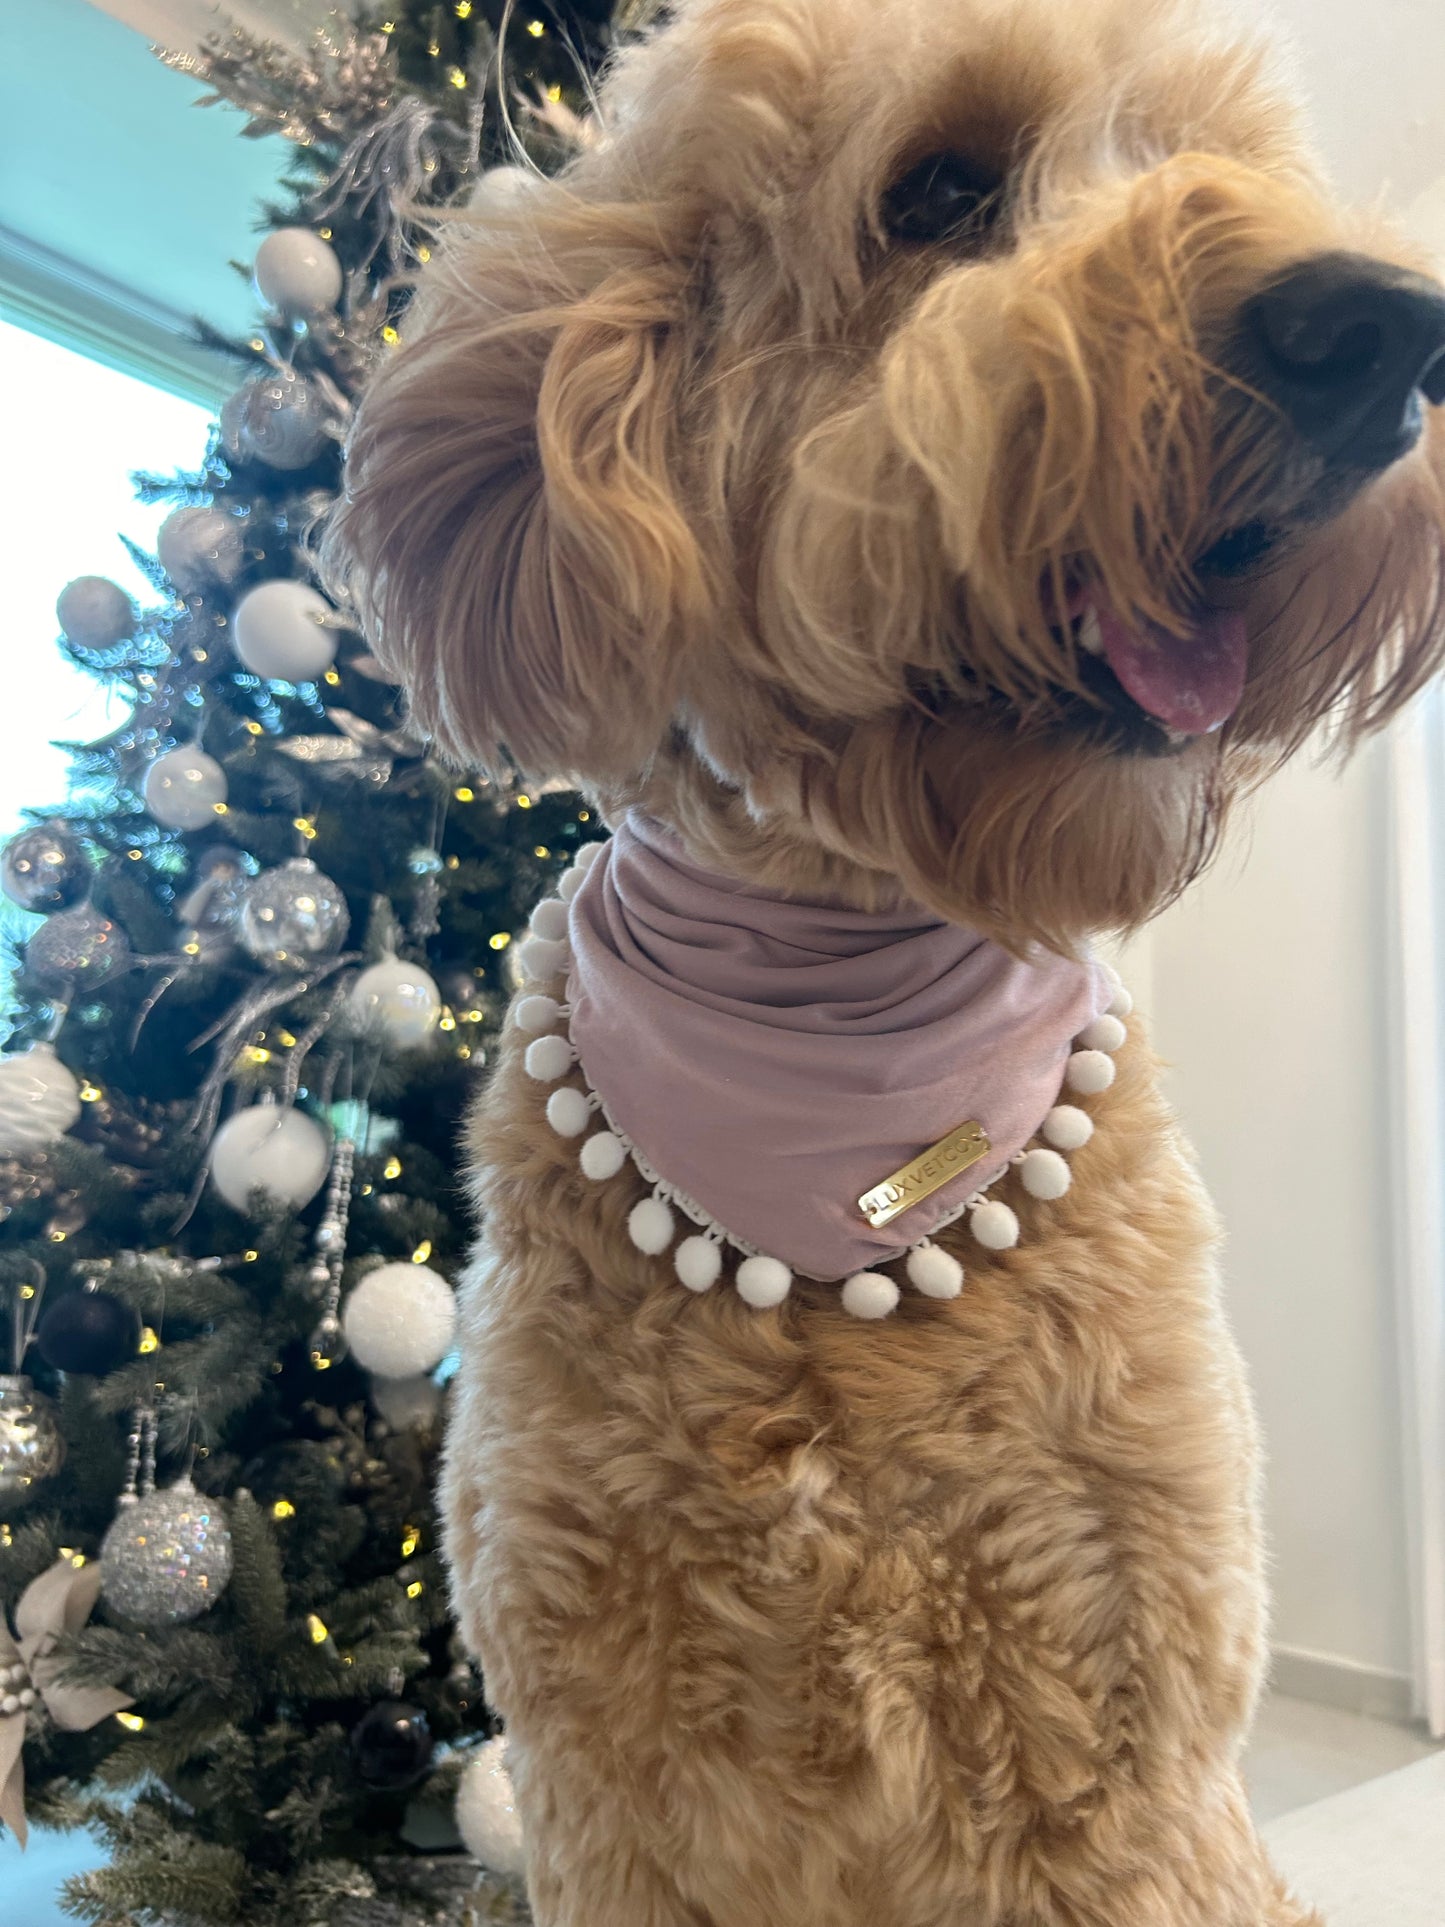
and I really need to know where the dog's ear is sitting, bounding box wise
[324,182,708,779]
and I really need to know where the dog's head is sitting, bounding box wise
[325,0,1445,948]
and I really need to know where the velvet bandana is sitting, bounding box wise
[566,814,1112,1282]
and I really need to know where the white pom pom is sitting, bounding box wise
[1042,1104,1094,1151]
[456,1735,526,1877]
[971,1200,1020,1251]
[674,1236,722,1293]
[1077,1013,1127,1054]
[545,1087,590,1137]
[1019,1147,1072,1200]
[343,1262,456,1379]
[1066,1048,1116,1095]
[529,899,569,941]
[557,869,586,902]
[1108,983,1134,1019]
[628,1196,675,1255]
[735,1256,792,1308]
[514,994,561,1034]
[906,1245,964,1299]
[524,1034,574,1082]
[579,1131,627,1181]
[841,1271,900,1320]
[574,841,604,872]
[517,935,567,982]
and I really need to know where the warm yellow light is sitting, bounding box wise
[116,1712,146,1733]
[417,245,432,263]
[183,941,201,956]
[317,227,332,240]
[455,0,473,14]
[533,845,550,859]
[383,1156,402,1180]
[527,17,545,34]
[191,648,209,663]
[19,1285,34,1300]
[78,1083,102,1103]
[380,18,395,30]
[382,326,401,346]
[245,1046,273,1065]
[0,1525,10,1547]
[401,1526,421,1558]
[406,1580,424,1599]
[547,83,562,102]
[244,1249,259,1263]
[127,848,143,861]
[324,668,341,686]
[272,1499,296,1520]
[453,786,475,802]
[411,1240,433,1265]
[276,1030,297,1048]
[214,802,229,815]
[138,1327,160,1355]
[447,65,467,88]
[489,932,511,951]
[578,810,591,822]
[427,36,440,55]
[249,337,264,352]
[48,1231,66,1243]
[445,854,459,870]
[306,1613,329,1645]
[58,1547,85,1568]
[359,1182,373,1197]
[245,720,263,735]
[457,1045,473,1060]
[466,1009,484,1023]
[515,794,532,809]
[439,1013,457,1032]
[293,817,318,841]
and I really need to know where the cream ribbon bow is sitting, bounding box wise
[0,1558,134,1848]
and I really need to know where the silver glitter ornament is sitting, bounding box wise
[99,1479,234,1625]
[1,824,90,911]
[25,906,131,995]
[220,367,330,471]
[0,1377,66,1504]
[156,505,246,596]
[236,858,349,969]
[56,575,135,650]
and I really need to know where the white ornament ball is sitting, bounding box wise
[56,575,135,649]
[529,899,569,941]
[143,747,228,830]
[350,956,442,1049]
[1019,1147,1072,1201]
[1066,1049,1116,1096]
[156,505,245,595]
[545,1087,590,1137]
[456,1736,525,1876]
[371,1373,444,1433]
[905,1244,964,1299]
[0,1044,82,1157]
[253,227,344,316]
[513,995,560,1034]
[343,1262,457,1379]
[735,1255,792,1308]
[674,1236,722,1293]
[579,1131,627,1181]
[970,1200,1020,1251]
[210,1104,331,1212]
[627,1196,675,1255]
[841,1271,900,1320]
[523,1034,574,1082]
[1077,1013,1127,1054]
[1042,1104,1094,1152]
[231,580,339,683]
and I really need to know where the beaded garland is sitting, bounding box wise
[515,841,1133,1320]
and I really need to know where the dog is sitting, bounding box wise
[324,0,1445,1920]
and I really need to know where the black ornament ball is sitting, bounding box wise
[351,1700,434,1790]
[2,825,90,913]
[35,1289,140,1377]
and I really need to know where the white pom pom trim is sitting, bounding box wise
[970,1200,1020,1251]
[1066,1048,1116,1095]
[524,1034,575,1082]
[557,869,586,902]
[841,1271,900,1320]
[1019,1147,1071,1200]
[579,1131,627,1181]
[545,1087,591,1138]
[1042,1104,1094,1151]
[906,1244,964,1299]
[529,899,569,941]
[628,1196,676,1256]
[574,841,604,872]
[675,1235,722,1292]
[1077,1013,1127,1054]
[514,994,561,1034]
[518,934,568,982]
[735,1256,792,1308]
[1108,984,1134,1019]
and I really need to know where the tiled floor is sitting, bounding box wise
[2,1695,1440,1924]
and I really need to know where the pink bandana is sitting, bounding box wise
[565,814,1112,1282]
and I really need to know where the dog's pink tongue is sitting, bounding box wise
[1090,598,1248,736]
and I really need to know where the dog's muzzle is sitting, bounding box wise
[1242,251,1445,472]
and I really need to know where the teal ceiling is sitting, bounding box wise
[0,0,294,401]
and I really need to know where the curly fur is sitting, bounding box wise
[323,0,1445,1919]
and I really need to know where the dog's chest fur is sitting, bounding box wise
[441,995,1297,1925]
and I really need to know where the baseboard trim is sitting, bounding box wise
[1270,1645,1416,1725]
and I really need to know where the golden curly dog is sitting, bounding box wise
[325,0,1445,1920]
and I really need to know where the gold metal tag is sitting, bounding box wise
[858,1121,992,1229]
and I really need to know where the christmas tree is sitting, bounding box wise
[0,8,634,1921]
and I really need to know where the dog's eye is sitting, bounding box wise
[882,153,1004,244]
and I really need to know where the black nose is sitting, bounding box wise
[1244,251,1445,470]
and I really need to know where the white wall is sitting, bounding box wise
[1138,0,1445,1688]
